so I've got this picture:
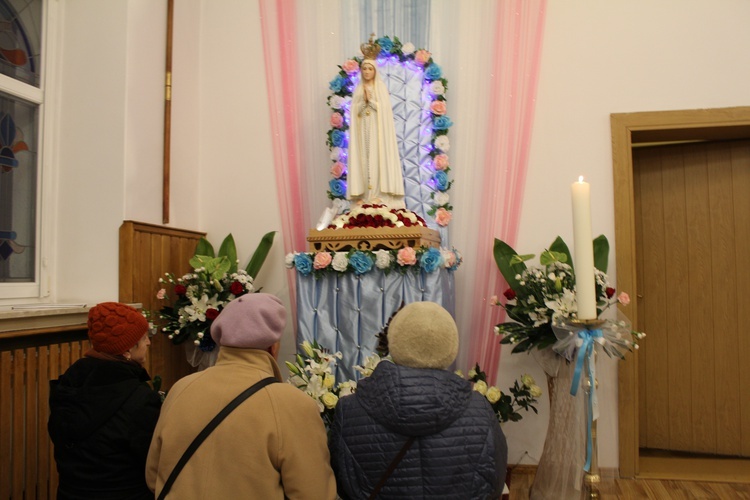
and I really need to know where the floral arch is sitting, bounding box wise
[325,36,454,238]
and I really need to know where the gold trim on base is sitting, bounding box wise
[307,226,441,252]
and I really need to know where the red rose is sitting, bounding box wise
[503,288,516,300]
[206,308,219,320]
[403,219,412,227]
[230,281,244,295]
[174,284,187,295]
[605,287,616,298]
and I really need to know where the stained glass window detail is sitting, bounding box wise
[0,92,37,282]
[0,0,41,87]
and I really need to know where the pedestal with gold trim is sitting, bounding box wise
[307,227,441,252]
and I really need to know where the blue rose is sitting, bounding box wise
[330,129,346,148]
[293,253,314,276]
[433,170,449,191]
[329,75,347,93]
[329,179,347,198]
[424,63,442,81]
[349,251,374,275]
[420,247,443,273]
[377,37,394,53]
[433,116,453,131]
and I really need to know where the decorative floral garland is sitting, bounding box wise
[286,245,462,278]
[326,35,453,226]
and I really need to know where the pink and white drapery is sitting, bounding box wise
[258,0,547,384]
[258,0,310,319]
[464,1,547,384]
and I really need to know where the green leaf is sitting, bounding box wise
[188,254,214,270]
[593,234,609,273]
[194,237,215,258]
[190,255,231,281]
[548,236,573,272]
[539,250,567,266]
[245,231,276,279]
[509,253,535,265]
[218,234,239,274]
[493,239,527,291]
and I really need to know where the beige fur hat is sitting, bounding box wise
[387,301,458,369]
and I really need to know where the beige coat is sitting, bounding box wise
[146,347,336,499]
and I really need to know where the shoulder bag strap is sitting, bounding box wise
[367,436,416,500]
[157,376,278,500]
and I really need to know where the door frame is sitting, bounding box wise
[611,106,750,478]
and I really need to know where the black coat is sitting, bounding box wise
[48,356,161,500]
[329,361,508,500]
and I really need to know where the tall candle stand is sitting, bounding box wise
[583,348,600,499]
[568,317,603,500]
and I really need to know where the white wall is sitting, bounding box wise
[50,0,750,469]
[55,0,131,303]
[501,0,750,468]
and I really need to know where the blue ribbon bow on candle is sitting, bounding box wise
[570,327,602,472]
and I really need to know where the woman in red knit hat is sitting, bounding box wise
[48,302,162,500]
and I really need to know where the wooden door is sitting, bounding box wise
[633,139,750,458]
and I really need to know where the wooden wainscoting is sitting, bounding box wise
[119,221,206,390]
[0,321,90,499]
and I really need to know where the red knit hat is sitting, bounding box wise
[87,302,148,355]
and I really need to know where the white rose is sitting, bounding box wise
[468,368,477,379]
[321,392,339,409]
[454,369,464,378]
[473,380,488,396]
[430,80,445,95]
[374,250,393,269]
[323,374,335,389]
[434,192,450,206]
[330,147,343,161]
[486,386,502,404]
[521,374,535,388]
[529,385,543,398]
[435,135,450,152]
[401,42,415,55]
[329,95,344,109]
[332,252,349,272]
[285,252,296,269]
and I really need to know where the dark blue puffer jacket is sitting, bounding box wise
[329,361,507,499]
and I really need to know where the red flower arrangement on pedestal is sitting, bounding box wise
[328,204,427,230]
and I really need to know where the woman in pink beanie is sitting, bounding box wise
[48,302,162,500]
[146,293,336,499]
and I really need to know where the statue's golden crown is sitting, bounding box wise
[360,33,381,60]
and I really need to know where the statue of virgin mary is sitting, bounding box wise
[347,40,405,209]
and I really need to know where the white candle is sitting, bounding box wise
[571,176,597,320]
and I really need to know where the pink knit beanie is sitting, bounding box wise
[87,302,149,355]
[210,293,286,349]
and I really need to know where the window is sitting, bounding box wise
[0,0,46,299]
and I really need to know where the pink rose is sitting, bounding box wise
[618,292,631,306]
[430,101,447,116]
[397,247,417,266]
[314,252,333,269]
[490,295,499,306]
[342,59,359,74]
[441,249,456,268]
[330,161,346,178]
[414,49,431,66]
[156,288,166,300]
[435,208,452,227]
[433,154,449,170]
[330,112,344,128]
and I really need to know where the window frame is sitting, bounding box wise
[0,0,59,302]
